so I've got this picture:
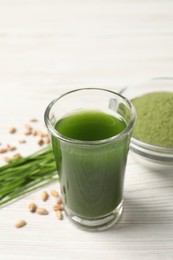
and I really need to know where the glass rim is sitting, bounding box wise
[44,88,136,145]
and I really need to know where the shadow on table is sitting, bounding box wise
[109,170,173,233]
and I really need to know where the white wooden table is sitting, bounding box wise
[0,0,173,259]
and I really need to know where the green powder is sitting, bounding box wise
[131,92,173,147]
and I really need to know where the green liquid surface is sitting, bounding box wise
[56,110,126,141]
[52,110,129,218]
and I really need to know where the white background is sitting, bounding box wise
[0,0,173,259]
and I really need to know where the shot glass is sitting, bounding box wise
[44,88,136,231]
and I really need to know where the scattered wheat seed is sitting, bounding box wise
[44,133,49,138]
[56,197,62,204]
[10,146,16,151]
[38,139,44,146]
[45,137,50,144]
[50,190,59,198]
[28,202,37,213]
[30,118,38,122]
[32,130,37,136]
[24,129,32,135]
[40,191,49,201]
[7,144,16,151]
[0,147,8,153]
[37,131,44,137]
[13,153,22,159]
[19,139,26,144]
[37,208,49,215]
[9,127,17,134]
[53,204,63,211]
[15,220,27,228]
[56,210,63,220]
[24,123,32,130]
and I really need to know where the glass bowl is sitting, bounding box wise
[120,77,173,171]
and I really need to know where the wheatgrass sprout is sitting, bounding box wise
[0,145,58,207]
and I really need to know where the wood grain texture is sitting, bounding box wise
[0,0,173,259]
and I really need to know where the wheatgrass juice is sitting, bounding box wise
[45,88,136,231]
[52,110,128,218]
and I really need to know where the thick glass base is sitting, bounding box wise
[65,200,123,232]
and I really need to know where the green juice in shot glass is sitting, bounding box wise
[44,88,136,231]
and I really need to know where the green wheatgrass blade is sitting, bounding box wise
[0,145,58,207]
[0,177,56,207]
[0,146,51,172]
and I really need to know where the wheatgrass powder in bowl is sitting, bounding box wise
[131,92,173,148]
[120,77,173,169]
